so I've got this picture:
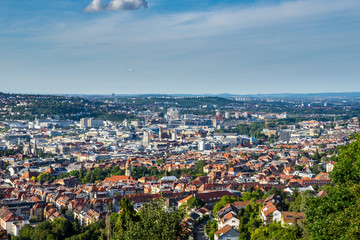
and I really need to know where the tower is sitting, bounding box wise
[124,119,129,128]
[158,126,163,141]
[125,159,131,177]
[26,142,32,156]
[33,141,38,157]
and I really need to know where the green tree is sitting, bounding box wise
[238,199,263,240]
[305,134,360,239]
[185,196,205,209]
[212,195,237,218]
[195,160,206,172]
[330,135,360,186]
[289,191,313,213]
[205,219,218,240]
[37,172,54,182]
[242,188,264,201]
[113,198,187,240]
[38,148,45,158]
[251,221,301,240]
[156,159,165,164]
[113,196,138,236]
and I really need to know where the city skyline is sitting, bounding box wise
[1,0,360,94]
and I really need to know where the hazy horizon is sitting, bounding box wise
[4,91,360,97]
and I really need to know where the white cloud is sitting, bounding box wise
[72,0,360,45]
[84,0,148,12]
[84,0,103,13]
[107,0,148,11]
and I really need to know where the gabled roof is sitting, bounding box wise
[261,202,278,217]
[221,212,238,224]
[215,225,233,236]
[0,206,24,222]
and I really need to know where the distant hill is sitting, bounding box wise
[59,92,360,99]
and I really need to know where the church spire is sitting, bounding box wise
[26,142,32,156]
[125,159,131,177]
[33,141,38,157]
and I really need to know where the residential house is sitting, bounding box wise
[260,202,281,224]
[214,225,239,240]
[0,206,25,236]
[281,212,306,227]
[219,212,239,229]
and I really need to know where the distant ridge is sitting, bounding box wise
[55,92,360,99]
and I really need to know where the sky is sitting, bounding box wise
[0,0,360,95]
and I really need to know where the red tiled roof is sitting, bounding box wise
[215,225,233,236]
[104,175,133,182]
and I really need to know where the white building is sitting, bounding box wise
[326,161,335,172]
[167,107,180,120]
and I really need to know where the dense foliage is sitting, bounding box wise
[39,166,126,184]
[330,135,360,186]
[13,197,187,240]
[184,196,205,209]
[40,160,207,185]
[242,187,264,201]
[205,219,218,240]
[216,122,268,139]
[112,197,187,240]
[238,199,263,240]
[251,221,302,240]
[12,218,106,240]
[304,135,360,239]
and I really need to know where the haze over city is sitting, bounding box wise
[1,0,360,94]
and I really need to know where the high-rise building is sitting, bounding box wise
[80,118,104,128]
[225,112,230,119]
[143,131,150,147]
[167,107,180,120]
[80,118,88,128]
[212,118,217,128]
[172,130,177,141]
[87,118,104,128]
[280,131,291,143]
[198,141,205,151]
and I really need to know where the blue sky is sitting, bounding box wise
[0,0,359,95]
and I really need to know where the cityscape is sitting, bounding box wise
[0,93,359,239]
[1,0,360,240]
